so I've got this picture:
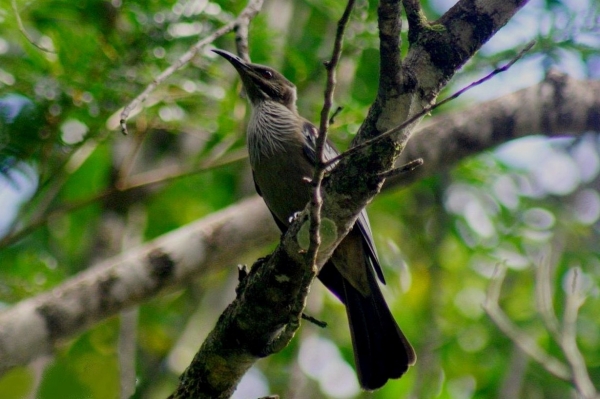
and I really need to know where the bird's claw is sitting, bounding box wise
[288,212,302,224]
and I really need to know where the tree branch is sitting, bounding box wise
[11,0,55,53]
[315,2,532,285]
[391,71,600,187]
[482,265,572,380]
[561,269,599,399]
[356,0,531,148]
[168,2,358,395]
[0,197,277,376]
[164,0,579,387]
[119,0,263,135]
[307,0,356,279]
[1,75,597,377]
[324,40,534,168]
[485,261,600,399]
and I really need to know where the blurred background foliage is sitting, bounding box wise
[0,0,599,398]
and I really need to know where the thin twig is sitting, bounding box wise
[482,264,572,380]
[535,254,562,342]
[492,259,599,398]
[378,158,423,179]
[0,137,100,248]
[117,207,145,399]
[120,148,247,190]
[0,150,246,249]
[328,106,343,125]
[116,122,149,186]
[11,0,55,53]
[561,268,598,399]
[301,313,327,328]
[234,10,252,62]
[324,40,536,168]
[119,0,263,135]
[305,0,356,272]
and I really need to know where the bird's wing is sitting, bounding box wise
[253,170,288,232]
[300,121,340,172]
[300,120,386,284]
[252,170,263,197]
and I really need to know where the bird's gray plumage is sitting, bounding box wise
[247,101,301,165]
[213,48,416,390]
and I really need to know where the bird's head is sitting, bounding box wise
[213,49,297,111]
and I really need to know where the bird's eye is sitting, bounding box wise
[260,69,273,79]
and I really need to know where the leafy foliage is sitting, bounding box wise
[1,0,599,398]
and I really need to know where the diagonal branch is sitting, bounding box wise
[0,196,278,377]
[119,0,263,135]
[11,0,55,53]
[482,265,572,380]
[352,0,531,173]
[306,0,356,279]
[561,269,598,399]
[325,41,535,168]
[486,261,600,399]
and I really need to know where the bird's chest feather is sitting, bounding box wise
[247,103,314,225]
[251,142,314,226]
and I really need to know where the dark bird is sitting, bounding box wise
[213,49,416,390]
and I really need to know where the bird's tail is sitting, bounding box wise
[318,262,416,390]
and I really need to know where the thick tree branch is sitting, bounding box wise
[391,71,600,187]
[0,197,277,376]
[167,240,308,398]
[411,0,530,102]
[1,76,598,376]
[325,40,534,168]
[317,2,531,292]
[358,0,531,147]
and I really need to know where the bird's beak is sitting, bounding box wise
[212,49,250,71]
[213,48,258,101]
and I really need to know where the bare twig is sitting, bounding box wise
[0,149,246,249]
[234,9,252,62]
[0,138,100,247]
[535,255,562,342]
[11,0,55,53]
[325,40,536,168]
[305,0,356,270]
[119,0,263,135]
[378,158,423,179]
[120,148,247,190]
[537,255,598,398]
[498,345,528,399]
[116,122,149,185]
[561,268,598,399]
[487,261,600,398]
[328,106,343,125]
[301,313,327,328]
[118,207,146,399]
[482,264,572,380]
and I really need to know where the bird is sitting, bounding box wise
[213,48,416,390]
